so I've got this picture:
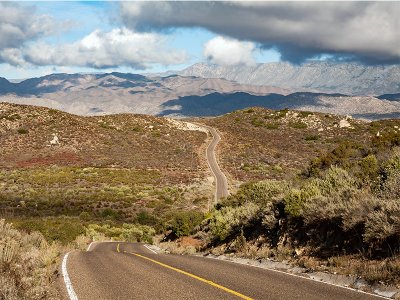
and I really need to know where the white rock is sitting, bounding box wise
[50,134,60,145]
[318,128,324,132]
[339,119,351,128]
[376,131,380,137]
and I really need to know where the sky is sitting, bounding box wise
[0,1,399,79]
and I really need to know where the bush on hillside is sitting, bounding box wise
[0,219,61,300]
[169,211,204,237]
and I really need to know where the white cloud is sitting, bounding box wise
[24,28,188,69]
[203,36,256,66]
[0,2,56,65]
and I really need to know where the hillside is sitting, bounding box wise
[178,62,400,95]
[0,102,212,223]
[198,107,400,183]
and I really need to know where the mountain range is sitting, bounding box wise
[176,62,400,96]
[0,61,399,119]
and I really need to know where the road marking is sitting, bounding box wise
[62,252,79,300]
[127,252,253,300]
[117,243,120,253]
[144,244,158,254]
[87,241,96,251]
[203,256,390,299]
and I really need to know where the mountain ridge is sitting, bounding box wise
[177,61,400,95]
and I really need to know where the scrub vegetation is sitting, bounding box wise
[1,103,400,293]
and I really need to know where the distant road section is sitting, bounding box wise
[62,242,384,300]
[198,124,229,202]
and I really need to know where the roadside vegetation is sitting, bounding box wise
[165,128,400,285]
[1,103,400,292]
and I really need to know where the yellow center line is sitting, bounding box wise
[117,243,120,253]
[126,251,253,300]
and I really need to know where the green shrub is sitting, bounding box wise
[17,128,28,134]
[209,202,260,241]
[170,211,204,237]
[136,210,158,226]
[251,118,264,127]
[284,189,304,217]
[86,223,155,243]
[304,135,319,141]
[265,122,279,129]
[221,180,287,208]
[379,150,400,199]
[289,121,307,129]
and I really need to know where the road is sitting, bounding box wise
[62,242,384,300]
[199,124,229,201]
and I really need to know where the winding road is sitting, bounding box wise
[60,126,386,300]
[199,124,229,201]
[61,242,385,300]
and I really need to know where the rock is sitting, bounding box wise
[318,128,324,132]
[376,131,380,137]
[50,134,60,145]
[339,119,352,128]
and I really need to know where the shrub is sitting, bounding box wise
[251,118,264,127]
[86,223,155,243]
[363,200,400,244]
[378,150,400,199]
[209,202,260,241]
[17,128,28,134]
[221,180,287,208]
[0,219,61,299]
[170,211,204,237]
[265,122,279,129]
[304,135,319,141]
[289,121,307,129]
[284,189,305,218]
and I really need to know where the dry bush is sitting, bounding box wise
[364,200,400,244]
[0,219,61,300]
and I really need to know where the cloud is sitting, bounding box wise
[203,36,256,66]
[23,28,188,69]
[119,1,400,64]
[0,2,56,65]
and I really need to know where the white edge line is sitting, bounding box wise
[144,244,158,254]
[202,255,392,300]
[62,252,78,300]
[86,241,96,252]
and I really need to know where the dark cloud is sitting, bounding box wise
[120,1,400,65]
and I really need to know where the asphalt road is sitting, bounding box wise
[62,242,384,300]
[200,124,229,201]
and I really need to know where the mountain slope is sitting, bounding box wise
[160,92,400,120]
[178,62,400,95]
[0,73,286,116]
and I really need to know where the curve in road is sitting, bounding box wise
[198,124,229,202]
[62,242,386,300]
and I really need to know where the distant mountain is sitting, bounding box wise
[160,92,400,120]
[0,71,399,120]
[377,93,400,101]
[177,62,400,96]
[0,73,287,116]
